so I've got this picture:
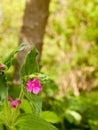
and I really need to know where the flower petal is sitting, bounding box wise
[26,80,33,92]
[26,85,33,92]
[8,96,13,102]
[17,100,21,104]
[26,78,42,94]
[8,96,21,108]
[33,78,40,84]
[32,87,41,94]
[0,64,5,69]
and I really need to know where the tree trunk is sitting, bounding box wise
[14,0,50,81]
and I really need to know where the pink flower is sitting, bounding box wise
[26,78,42,94]
[8,96,21,108]
[0,64,5,69]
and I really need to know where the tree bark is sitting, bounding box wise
[14,0,50,81]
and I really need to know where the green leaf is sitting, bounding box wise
[65,109,82,125]
[0,74,8,101]
[28,73,49,83]
[3,43,26,69]
[20,99,32,113]
[4,97,11,126]
[0,112,5,124]
[20,48,39,78]
[24,90,42,115]
[0,124,4,130]
[16,114,58,130]
[41,111,60,123]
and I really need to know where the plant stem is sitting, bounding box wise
[10,85,24,127]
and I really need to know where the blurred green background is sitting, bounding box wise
[0,0,98,129]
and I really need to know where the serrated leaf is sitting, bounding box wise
[3,43,26,68]
[16,114,58,130]
[20,48,39,78]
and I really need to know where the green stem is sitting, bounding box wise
[61,121,66,130]
[10,85,24,128]
[4,96,11,126]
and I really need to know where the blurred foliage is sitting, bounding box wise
[42,91,98,129]
[0,0,25,59]
[41,0,98,95]
[0,0,98,129]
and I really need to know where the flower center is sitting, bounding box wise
[32,83,34,87]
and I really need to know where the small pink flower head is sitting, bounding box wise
[26,78,42,94]
[8,96,21,108]
[0,64,5,69]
